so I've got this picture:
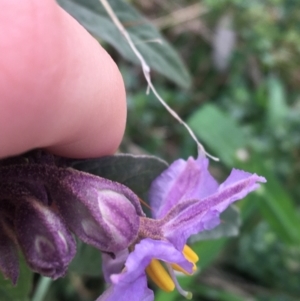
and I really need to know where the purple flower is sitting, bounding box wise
[0,149,266,300]
[98,155,266,301]
[100,239,193,301]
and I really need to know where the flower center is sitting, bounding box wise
[145,245,198,298]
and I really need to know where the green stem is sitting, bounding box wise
[32,276,52,301]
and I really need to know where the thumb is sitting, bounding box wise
[0,0,126,158]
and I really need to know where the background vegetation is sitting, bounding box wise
[2,0,300,300]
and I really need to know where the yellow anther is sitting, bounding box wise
[171,262,197,275]
[171,245,199,275]
[182,245,199,263]
[146,259,175,292]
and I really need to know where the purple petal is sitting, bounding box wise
[0,217,19,285]
[149,156,218,219]
[163,172,266,250]
[113,239,193,282]
[96,274,153,301]
[54,171,142,253]
[102,249,128,283]
[15,197,76,279]
[98,238,193,301]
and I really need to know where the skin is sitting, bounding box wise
[0,0,126,159]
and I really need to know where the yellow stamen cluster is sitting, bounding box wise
[146,245,199,293]
[146,259,175,292]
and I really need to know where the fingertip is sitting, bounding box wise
[43,6,127,158]
[0,0,127,159]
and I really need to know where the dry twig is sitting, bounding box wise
[99,0,219,161]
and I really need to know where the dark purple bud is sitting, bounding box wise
[0,216,19,285]
[54,171,142,253]
[0,160,143,254]
[15,198,76,279]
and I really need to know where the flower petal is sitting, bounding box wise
[98,238,193,301]
[114,239,193,282]
[15,197,76,279]
[96,274,153,301]
[149,156,218,219]
[163,172,266,250]
[102,249,128,283]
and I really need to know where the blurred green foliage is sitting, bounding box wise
[124,0,300,300]
[0,255,33,301]
[9,0,300,301]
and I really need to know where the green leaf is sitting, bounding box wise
[267,75,288,136]
[193,238,227,270]
[189,205,241,242]
[239,155,300,245]
[187,104,248,166]
[57,0,191,88]
[196,284,246,301]
[71,153,168,198]
[0,255,33,301]
[69,241,102,276]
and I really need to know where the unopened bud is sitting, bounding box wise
[15,198,76,279]
[54,171,142,253]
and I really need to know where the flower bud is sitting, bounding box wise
[15,198,76,279]
[54,172,142,253]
